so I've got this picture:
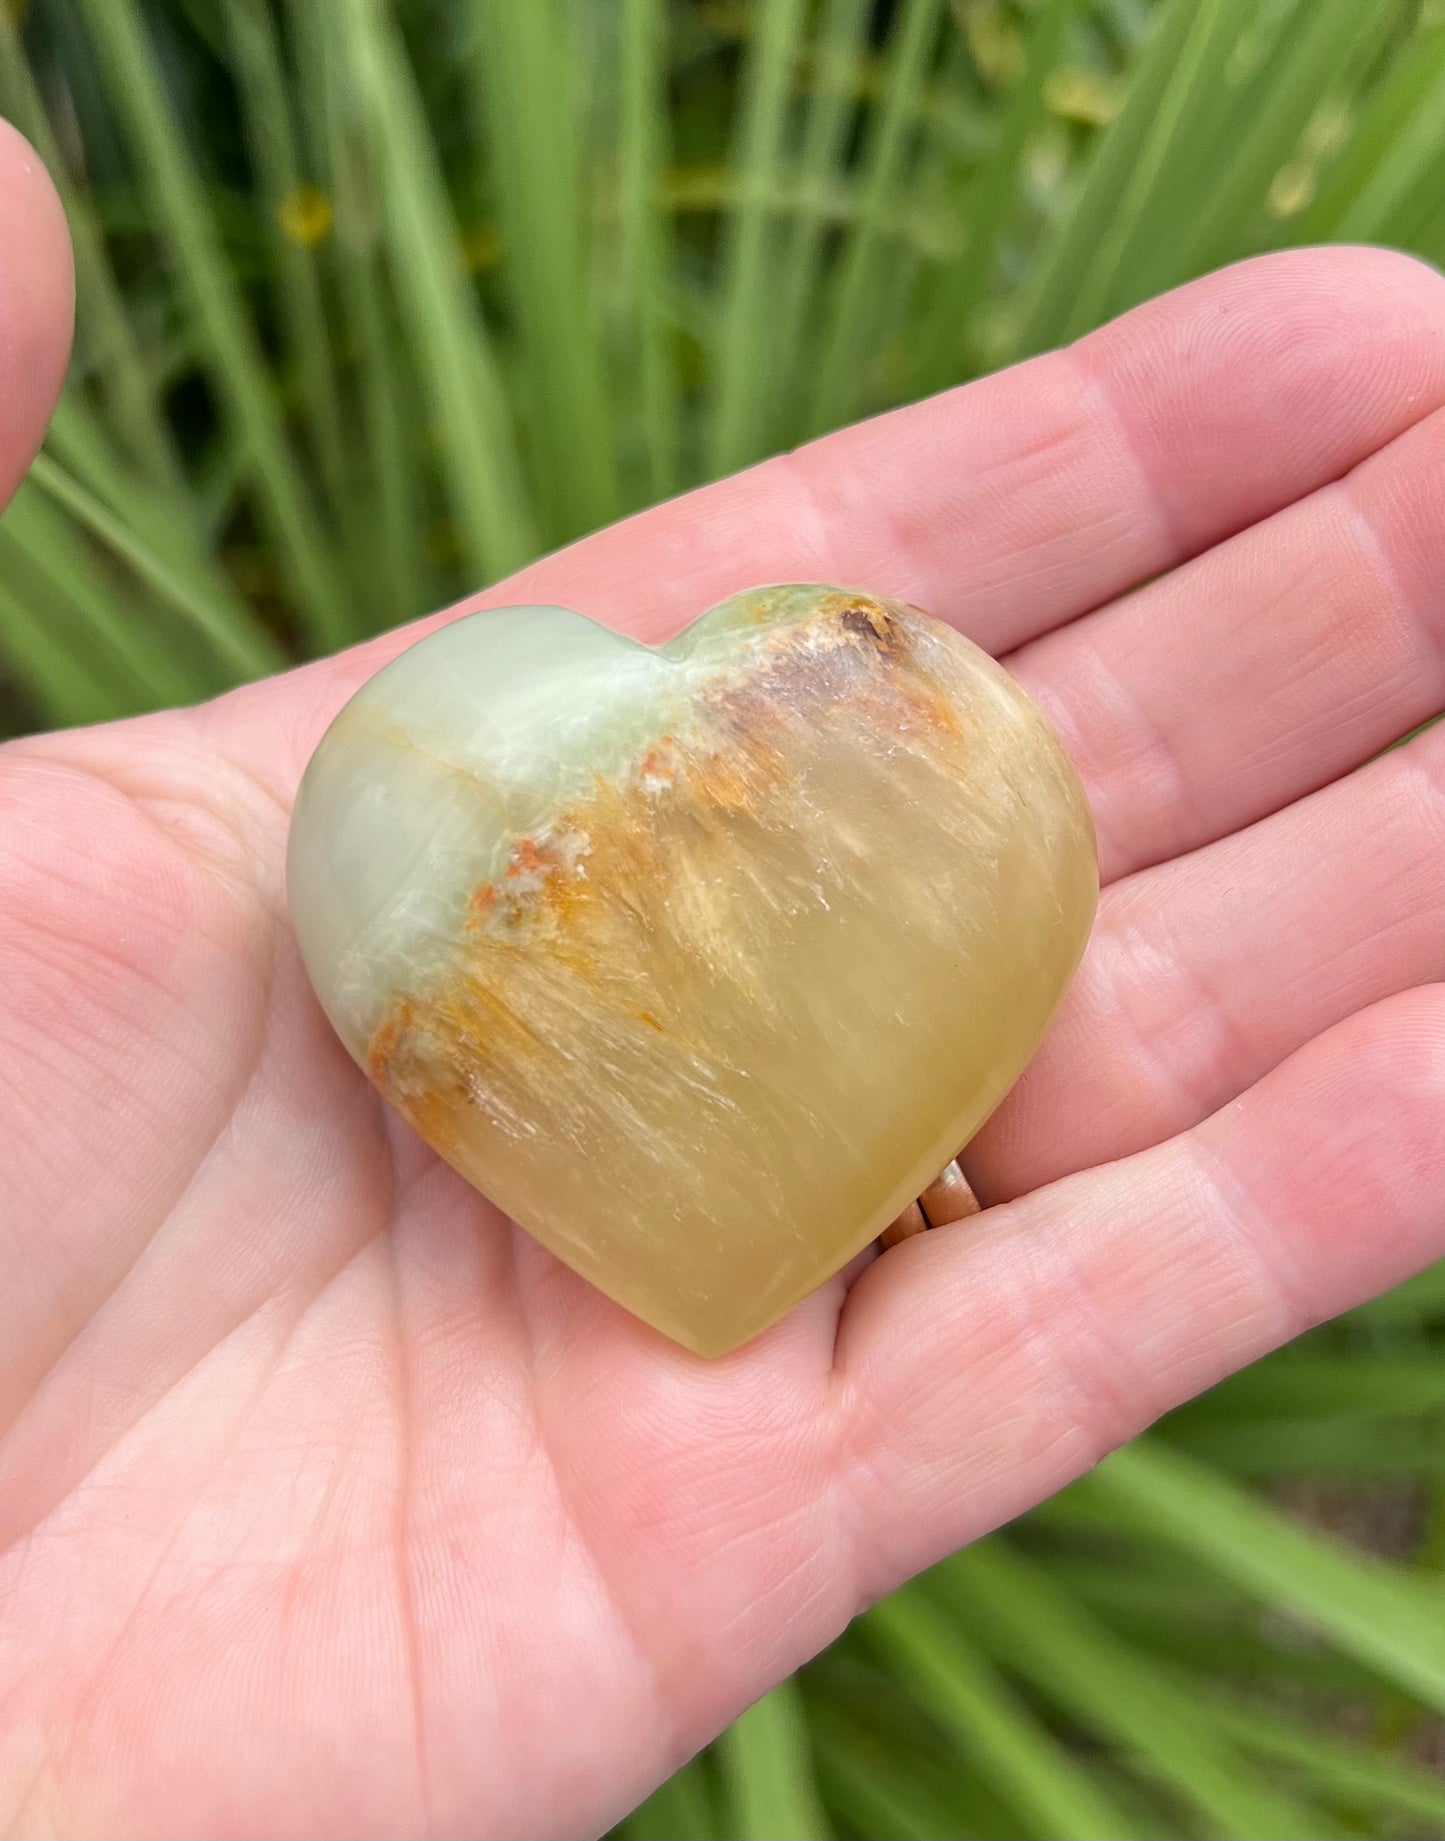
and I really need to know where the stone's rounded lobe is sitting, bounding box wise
[287,586,1098,1356]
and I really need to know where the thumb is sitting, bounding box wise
[0,116,73,506]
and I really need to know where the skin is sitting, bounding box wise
[2,118,1445,1837]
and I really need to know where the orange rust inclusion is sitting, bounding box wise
[364,593,951,1091]
[353,587,1097,1355]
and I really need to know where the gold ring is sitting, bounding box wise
[880,1158,981,1249]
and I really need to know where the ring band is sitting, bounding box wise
[880,1158,981,1249]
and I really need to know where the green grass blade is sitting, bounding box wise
[315,47,426,631]
[26,452,284,681]
[1170,1353,1445,1422]
[222,0,350,530]
[0,573,123,729]
[619,1755,720,1840]
[810,1647,1051,1840]
[74,0,348,650]
[45,393,262,626]
[0,9,184,496]
[0,490,196,709]
[1171,0,1396,281]
[1068,0,1250,330]
[1010,0,1203,355]
[716,1679,830,1841]
[811,1703,1027,1841]
[1291,19,1445,243]
[1206,1692,1445,1828]
[1028,0,1261,345]
[767,0,873,440]
[913,0,1079,395]
[806,0,949,436]
[470,0,619,540]
[1164,1412,1445,1477]
[616,0,680,505]
[334,0,538,585]
[938,1540,1338,1840]
[1087,1439,1445,1716]
[707,0,811,477]
[858,32,982,384]
[864,1587,1145,1841]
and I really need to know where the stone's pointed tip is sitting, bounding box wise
[287,584,1097,1355]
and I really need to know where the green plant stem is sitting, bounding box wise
[74,0,348,649]
[1084,1439,1445,1716]
[27,453,284,680]
[806,0,949,435]
[865,1587,1143,1840]
[471,0,620,540]
[768,0,874,442]
[937,1538,1337,1840]
[708,0,811,477]
[334,0,538,585]
[617,0,681,505]
[716,1679,830,1841]
[914,0,1079,394]
[223,0,351,532]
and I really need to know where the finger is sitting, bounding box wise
[503,245,1445,653]
[228,246,1445,790]
[834,985,1445,1598]
[969,717,1445,1199]
[1013,399,1445,882]
[0,120,73,505]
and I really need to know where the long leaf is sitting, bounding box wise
[811,1701,1030,1841]
[0,490,196,709]
[1169,1353,1445,1422]
[1086,1439,1445,1715]
[26,453,283,681]
[767,0,873,441]
[864,1586,1144,1840]
[1061,0,1248,331]
[913,0,1080,394]
[1291,19,1445,244]
[615,0,680,506]
[806,0,949,436]
[938,1539,1338,1839]
[1168,0,1395,281]
[715,1679,830,1841]
[708,0,811,476]
[1207,1691,1445,1829]
[310,6,428,629]
[0,574,121,729]
[45,392,268,661]
[222,0,350,531]
[470,0,619,540]
[74,0,348,648]
[333,0,538,586]
[1011,0,1206,355]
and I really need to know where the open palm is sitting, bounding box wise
[4,132,1445,1838]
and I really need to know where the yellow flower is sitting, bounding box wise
[461,222,503,272]
[1045,67,1123,128]
[277,184,333,247]
[1268,158,1316,221]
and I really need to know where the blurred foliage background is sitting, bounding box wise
[3,0,1445,1834]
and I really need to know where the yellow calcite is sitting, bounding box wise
[287,586,1097,1354]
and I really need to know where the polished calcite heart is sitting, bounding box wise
[287,586,1097,1355]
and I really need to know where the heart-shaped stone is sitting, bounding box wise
[287,585,1097,1354]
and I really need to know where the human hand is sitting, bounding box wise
[3,124,1445,1838]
